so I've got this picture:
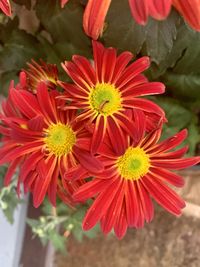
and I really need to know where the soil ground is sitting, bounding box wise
[55,206,200,267]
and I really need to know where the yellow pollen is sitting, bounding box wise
[20,124,28,129]
[89,83,122,116]
[44,123,76,157]
[116,147,150,181]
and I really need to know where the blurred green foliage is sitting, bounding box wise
[0,166,23,223]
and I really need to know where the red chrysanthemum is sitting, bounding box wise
[0,82,103,208]
[0,0,11,16]
[17,60,59,93]
[72,110,200,239]
[60,41,165,153]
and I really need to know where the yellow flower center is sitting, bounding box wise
[89,83,122,116]
[44,123,76,157]
[116,147,150,180]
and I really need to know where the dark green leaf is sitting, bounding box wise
[163,71,200,101]
[35,0,90,52]
[0,29,45,72]
[104,0,146,54]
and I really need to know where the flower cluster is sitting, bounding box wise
[1,0,200,36]
[0,41,199,238]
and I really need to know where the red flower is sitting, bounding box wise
[173,0,200,31]
[60,41,165,153]
[17,60,59,93]
[0,0,11,16]
[0,83,103,208]
[73,111,200,239]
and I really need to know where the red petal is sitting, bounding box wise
[122,82,165,98]
[101,180,125,234]
[72,55,96,86]
[124,98,165,117]
[59,81,88,98]
[28,115,45,132]
[75,138,91,151]
[149,0,172,20]
[82,178,121,231]
[37,82,57,123]
[173,0,200,31]
[150,167,185,187]
[0,0,11,16]
[142,174,185,216]
[133,109,146,144]
[74,146,104,173]
[125,181,139,227]
[62,61,92,91]
[64,165,88,181]
[4,158,21,186]
[116,57,150,89]
[151,146,188,160]
[74,178,113,202]
[60,0,69,8]
[107,116,127,156]
[128,0,148,25]
[114,111,138,141]
[20,151,44,182]
[91,115,106,154]
[114,202,127,239]
[92,41,105,82]
[136,180,154,223]
[33,157,57,207]
[10,89,39,118]
[101,47,117,83]
[149,129,188,153]
[0,141,43,164]
[48,165,59,206]
[111,51,133,84]
[151,156,200,170]
[83,0,111,40]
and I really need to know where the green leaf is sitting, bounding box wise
[35,0,90,52]
[0,29,45,72]
[146,23,194,79]
[173,32,200,75]
[0,71,19,96]
[49,232,66,252]
[104,0,180,64]
[0,168,24,224]
[104,0,146,54]
[163,71,200,101]
[153,97,199,155]
[144,10,179,64]
[0,17,19,43]
[187,123,200,155]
